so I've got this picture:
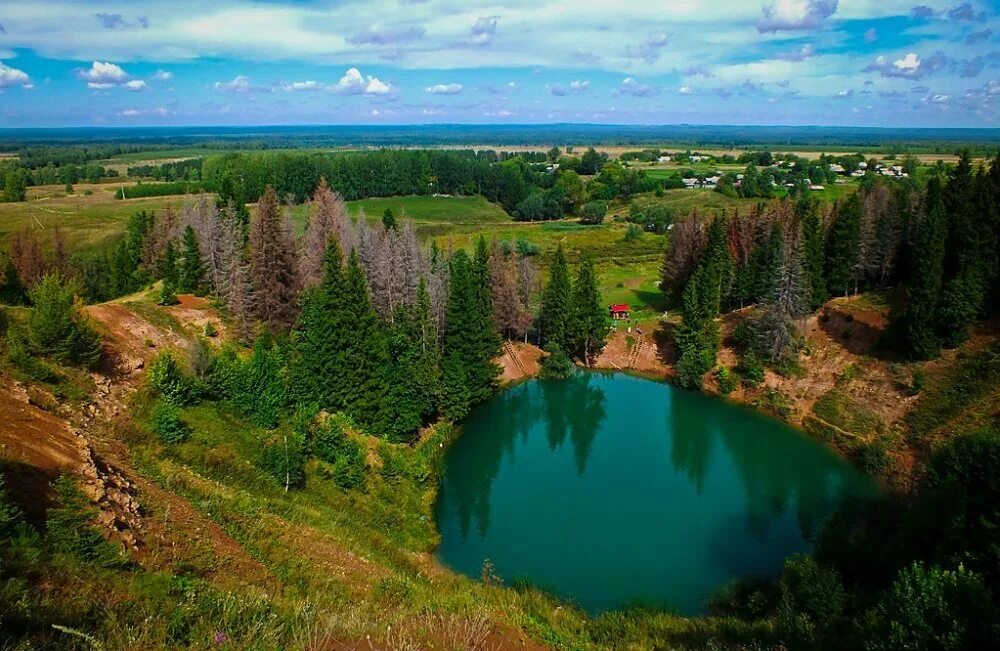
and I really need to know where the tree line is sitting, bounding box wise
[663,152,1000,389]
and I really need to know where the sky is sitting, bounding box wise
[0,0,998,128]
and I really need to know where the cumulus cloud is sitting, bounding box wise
[756,0,839,33]
[152,70,173,81]
[864,52,926,79]
[548,80,589,96]
[76,61,134,89]
[469,15,499,45]
[682,65,714,78]
[0,61,31,89]
[947,3,985,22]
[120,107,168,117]
[94,13,148,30]
[214,75,268,93]
[425,83,463,94]
[625,32,669,64]
[834,88,853,98]
[332,67,393,95]
[613,77,658,97]
[966,28,993,44]
[774,43,817,61]
[123,79,146,91]
[276,80,322,92]
[348,24,425,46]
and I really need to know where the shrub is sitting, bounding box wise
[149,401,191,444]
[539,342,574,379]
[623,223,643,242]
[858,437,891,475]
[5,325,56,382]
[579,200,607,224]
[260,429,306,490]
[148,352,197,406]
[312,414,366,489]
[27,274,102,368]
[909,368,925,395]
[46,474,123,567]
[737,351,765,386]
[715,367,739,396]
[203,321,218,338]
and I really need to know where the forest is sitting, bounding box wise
[0,142,998,650]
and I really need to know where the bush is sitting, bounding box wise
[539,342,574,379]
[312,414,366,489]
[148,352,198,406]
[46,474,123,567]
[27,274,102,368]
[715,367,739,396]
[858,437,891,475]
[260,429,307,490]
[737,351,765,386]
[149,401,191,444]
[579,200,607,224]
[623,223,643,242]
[5,325,56,382]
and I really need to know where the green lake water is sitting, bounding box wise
[434,373,879,615]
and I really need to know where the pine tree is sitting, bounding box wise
[385,283,441,442]
[469,237,501,397]
[539,244,573,350]
[248,186,299,331]
[27,274,102,368]
[902,177,947,360]
[178,225,204,294]
[825,194,862,297]
[570,257,608,365]
[757,234,808,364]
[382,208,397,231]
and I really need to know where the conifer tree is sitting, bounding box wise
[469,237,501,396]
[27,274,102,368]
[157,241,179,306]
[382,208,397,231]
[248,186,299,331]
[441,250,476,419]
[539,244,573,350]
[801,200,828,310]
[385,283,441,441]
[902,177,947,360]
[300,178,347,288]
[825,194,862,297]
[570,257,608,365]
[340,250,392,434]
[178,225,204,294]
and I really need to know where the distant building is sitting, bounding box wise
[609,304,630,320]
[657,155,672,163]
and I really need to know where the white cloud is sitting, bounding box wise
[425,83,463,94]
[214,75,254,93]
[123,79,146,91]
[152,69,173,81]
[614,77,658,97]
[468,15,499,45]
[774,43,817,62]
[76,60,129,85]
[119,107,168,117]
[548,80,589,96]
[0,61,31,89]
[278,80,321,92]
[678,85,695,94]
[332,67,393,95]
[756,0,839,33]
[421,107,445,115]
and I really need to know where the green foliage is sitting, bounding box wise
[715,367,739,395]
[27,274,102,368]
[858,437,891,475]
[311,415,366,489]
[736,351,765,387]
[623,223,643,242]
[212,334,288,428]
[5,324,56,381]
[148,351,198,406]
[825,193,862,297]
[907,343,1000,439]
[539,342,574,379]
[0,476,23,540]
[259,429,307,490]
[116,180,204,199]
[776,555,845,646]
[2,167,27,202]
[46,474,123,567]
[178,225,204,294]
[579,201,607,225]
[862,562,998,651]
[538,244,573,353]
[901,177,947,359]
[149,400,192,444]
[570,257,609,363]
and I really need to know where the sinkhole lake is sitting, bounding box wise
[434,373,879,615]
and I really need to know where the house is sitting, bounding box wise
[682,177,698,188]
[609,304,630,320]
[829,163,845,173]
[809,184,825,190]
[657,155,672,163]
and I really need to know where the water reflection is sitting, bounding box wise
[436,373,878,614]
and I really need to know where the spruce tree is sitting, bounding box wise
[157,241,179,306]
[902,177,947,360]
[801,201,828,310]
[385,284,441,442]
[441,250,476,419]
[382,208,397,231]
[539,244,573,351]
[825,194,862,297]
[340,250,392,434]
[571,257,608,365]
[178,225,204,294]
[248,186,299,331]
[470,237,501,399]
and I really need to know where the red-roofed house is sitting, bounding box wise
[609,303,630,320]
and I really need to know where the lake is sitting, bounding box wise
[434,372,879,615]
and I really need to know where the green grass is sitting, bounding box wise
[812,388,883,436]
[908,342,1000,441]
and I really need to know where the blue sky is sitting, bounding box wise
[0,0,997,127]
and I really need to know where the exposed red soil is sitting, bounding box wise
[167,293,228,339]
[497,340,542,382]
